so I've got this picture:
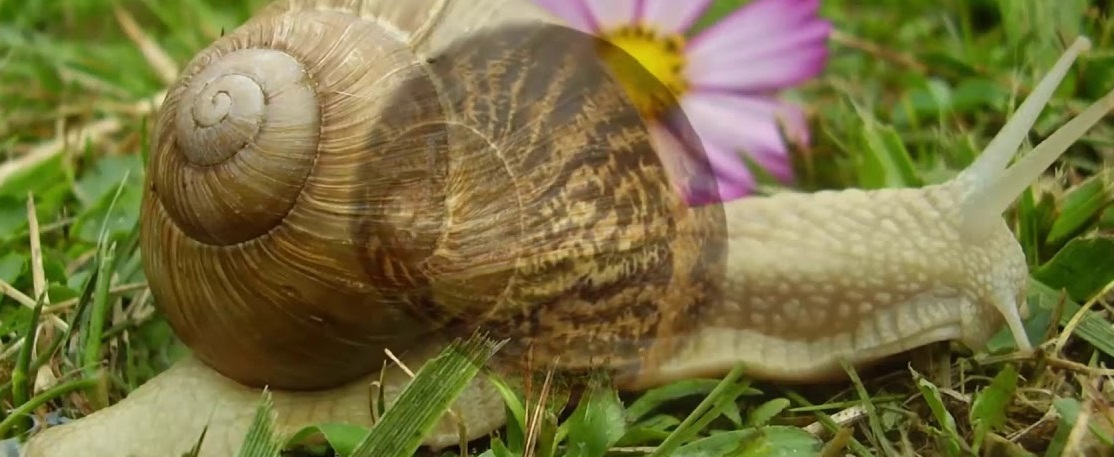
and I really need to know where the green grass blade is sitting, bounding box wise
[79,240,116,410]
[626,378,759,424]
[0,378,98,438]
[284,423,367,456]
[671,426,822,457]
[970,364,1019,451]
[911,368,966,457]
[7,289,44,437]
[235,389,281,457]
[650,363,748,457]
[746,398,791,428]
[348,333,503,457]
[485,374,529,453]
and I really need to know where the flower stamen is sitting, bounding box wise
[597,25,688,121]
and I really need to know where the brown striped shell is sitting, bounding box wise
[139,0,727,390]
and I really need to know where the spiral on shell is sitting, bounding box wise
[140,0,727,391]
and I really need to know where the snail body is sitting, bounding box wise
[21,0,1114,456]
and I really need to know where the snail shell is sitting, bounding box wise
[140,0,727,390]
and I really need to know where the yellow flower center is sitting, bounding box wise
[597,25,688,121]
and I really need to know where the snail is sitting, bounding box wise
[19,0,1114,455]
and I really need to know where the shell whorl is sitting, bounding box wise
[140,0,728,391]
[161,47,319,244]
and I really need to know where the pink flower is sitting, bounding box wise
[534,0,831,205]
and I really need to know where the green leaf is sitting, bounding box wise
[746,398,790,428]
[854,107,922,189]
[970,364,1019,450]
[626,378,758,423]
[672,426,822,457]
[617,414,681,446]
[0,196,27,240]
[951,78,1010,113]
[71,154,144,209]
[633,414,682,430]
[349,334,503,457]
[0,153,69,199]
[70,175,143,243]
[564,378,626,457]
[911,369,965,457]
[1100,205,1114,229]
[1026,278,1114,358]
[1046,171,1113,246]
[284,423,369,457]
[1024,235,1114,358]
[0,251,25,284]
[893,78,953,127]
[1032,235,1114,303]
[479,437,517,457]
[45,283,79,304]
[985,300,1052,353]
[0,305,32,335]
[486,374,528,454]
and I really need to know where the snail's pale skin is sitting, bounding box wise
[20,0,1114,456]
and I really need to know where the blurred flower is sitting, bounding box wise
[534,0,831,204]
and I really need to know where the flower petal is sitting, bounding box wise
[679,90,799,184]
[703,141,760,201]
[582,0,640,31]
[532,0,598,32]
[691,0,824,45]
[650,113,756,205]
[647,120,716,205]
[776,101,810,146]
[684,0,831,92]
[641,0,714,34]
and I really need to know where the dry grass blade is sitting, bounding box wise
[522,364,555,457]
[1062,379,1096,455]
[1054,278,1114,355]
[26,194,47,305]
[805,405,868,436]
[113,4,179,84]
[41,282,148,314]
[0,91,164,188]
[383,348,415,378]
[0,281,68,332]
[0,118,114,185]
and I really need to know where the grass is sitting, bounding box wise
[1,0,1113,456]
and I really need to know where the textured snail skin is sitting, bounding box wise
[629,183,1028,388]
[20,0,1114,454]
[20,340,508,457]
